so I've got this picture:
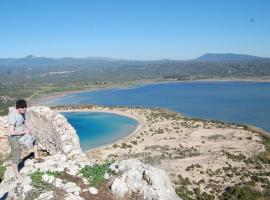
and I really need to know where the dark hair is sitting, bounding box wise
[16,99,27,109]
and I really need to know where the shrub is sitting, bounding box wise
[29,170,55,200]
[0,156,6,182]
[80,163,111,186]
[221,185,261,200]
[30,170,45,187]
[46,170,63,177]
[257,136,270,164]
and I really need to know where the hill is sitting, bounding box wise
[195,53,269,62]
[1,53,270,115]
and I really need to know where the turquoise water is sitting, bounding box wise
[48,81,270,132]
[62,112,138,151]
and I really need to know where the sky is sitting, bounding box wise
[0,0,270,60]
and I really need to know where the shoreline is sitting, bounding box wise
[50,105,270,198]
[1,106,269,199]
[54,107,146,152]
[32,77,270,106]
[53,106,270,154]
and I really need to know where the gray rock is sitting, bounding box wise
[42,174,55,184]
[38,191,54,200]
[63,182,81,194]
[89,187,99,195]
[27,106,82,157]
[104,172,110,180]
[110,159,181,200]
[64,193,84,200]
[111,177,129,197]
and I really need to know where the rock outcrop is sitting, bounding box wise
[27,106,82,157]
[1,153,91,200]
[110,159,181,200]
[1,156,182,200]
[0,106,181,200]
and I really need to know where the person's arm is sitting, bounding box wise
[24,116,32,134]
[9,124,26,136]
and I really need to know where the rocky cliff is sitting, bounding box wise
[27,106,82,157]
[0,106,181,200]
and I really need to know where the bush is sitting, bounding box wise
[80,163,111,186]
[258,136,270,163]
[46,170,63,177]
[30,170,45,187]
[221,185,261,200]
[0,156,6,182]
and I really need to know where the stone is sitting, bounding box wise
[64,193,83,200]
[110,159,181,200]
[104,172,110,180]
[54,178,63,187]
[89,187,99,195]
[67,164,80,176]
[38,191,54,199]
[42,174,55,184]
[110,177,129,198]
[63,182,81,193]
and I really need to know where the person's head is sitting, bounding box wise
[16,99,27,113]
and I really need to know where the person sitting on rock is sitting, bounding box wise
[8,99,44,178]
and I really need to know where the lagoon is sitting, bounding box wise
[62,112,138,151]
[48,81,270,132]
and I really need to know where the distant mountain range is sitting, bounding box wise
[195,53,269,62]
[0,53,269,67]
[1,53,270,86]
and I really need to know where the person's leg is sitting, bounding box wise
[8,136,22,178]
[33,144,40,159]
[11,162,20,178]
[32,138,44,162]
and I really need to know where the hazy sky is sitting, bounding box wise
[0,0,269,60]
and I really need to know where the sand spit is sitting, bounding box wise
[52,105,270,198]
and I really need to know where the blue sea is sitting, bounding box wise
[47,81,270,132]
[62,112,138,151]
[48,81,270,149]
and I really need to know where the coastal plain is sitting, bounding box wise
[52,105,270,199]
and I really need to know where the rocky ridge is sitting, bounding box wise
[0,106,181,200]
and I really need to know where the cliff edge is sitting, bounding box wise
[0,106,181,200]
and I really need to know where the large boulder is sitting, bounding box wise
[110,159,181,200]
[27,106,82,157]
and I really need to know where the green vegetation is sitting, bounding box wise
[120,142,132,149]
[0,156,6,182]
[223,151,246,161]
[30,170,63,186]
[46,170,64,177]
[257,136,270,164]
[185,163,202,171]
[175,175,215,200]
[30,170,45,187]
[28,170,55,200]
[208,134,225,140]
[130,140,138,145]
[80,163,111,186]
[221,185,262,200]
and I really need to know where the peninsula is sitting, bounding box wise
[0,105,269,199]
